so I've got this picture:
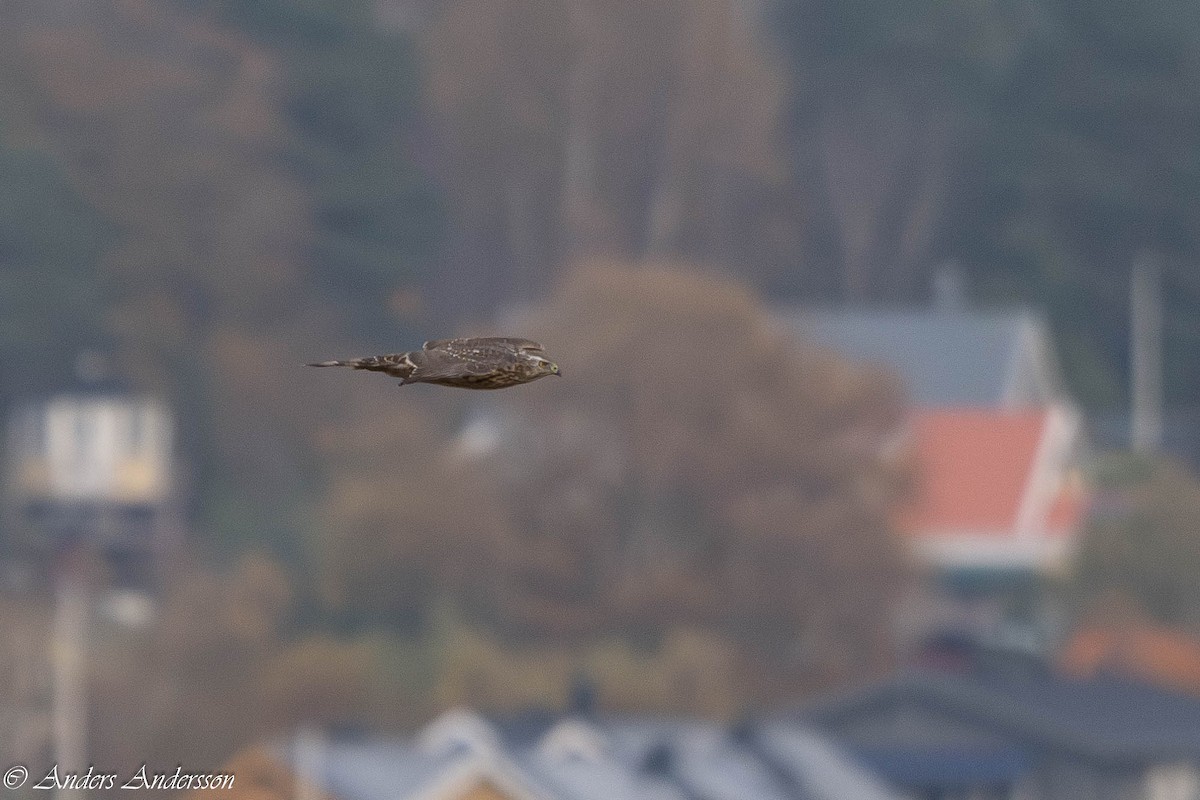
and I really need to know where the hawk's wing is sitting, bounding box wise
[405,343,501,383]
[423,337,545,353]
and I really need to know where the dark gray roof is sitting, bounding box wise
[773,308,1046,407]
[799,665,1200,788]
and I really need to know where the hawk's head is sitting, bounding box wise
[526,354,562,378]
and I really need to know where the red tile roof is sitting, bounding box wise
[898,408,1083,542]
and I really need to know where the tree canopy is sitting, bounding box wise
[470,264,911,695]
[1073,454,1200,633]
[0,133,110,402]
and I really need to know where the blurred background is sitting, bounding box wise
[2,0,1200,798]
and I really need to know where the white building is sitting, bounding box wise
[3,387,178,585]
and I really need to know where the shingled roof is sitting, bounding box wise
[773,308,1065,409]
[269,709,901,800]
[896,407,1086,571]
[799,662,1200,794]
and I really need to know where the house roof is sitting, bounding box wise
[903,409,1046,534]
[896,407,1086,570]
[272,710,902,800]
[773,308,1058,408]
[799,662,1200,788]
[1059,625,1200,696]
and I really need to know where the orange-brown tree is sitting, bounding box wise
[313,395,515,635]
[471,264,912,694]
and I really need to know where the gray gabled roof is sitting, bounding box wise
[773,307,1056,408]
[275,710,902,800]
[753,725,909,800]
[598,717,899,800]
[601,720,797,800]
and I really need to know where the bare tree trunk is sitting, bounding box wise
[819,86,956,301]
[883,104,958,299]
[561,0,601,262]
[644,80,686,259]
[820,100,894,300]
[505,170,536,301]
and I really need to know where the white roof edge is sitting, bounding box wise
[1014,404,1082,541]
[911,534,1076,571]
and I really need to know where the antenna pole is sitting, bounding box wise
[1131,252,1163,452]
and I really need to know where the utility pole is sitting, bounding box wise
[52,558,87,800]
[294,723,325,800]
[1130,252,1163,452]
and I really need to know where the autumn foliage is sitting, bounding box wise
[457,264,913,695]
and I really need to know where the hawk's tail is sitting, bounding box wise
[306,353,415,377]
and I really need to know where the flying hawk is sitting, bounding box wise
[307,337,561,389]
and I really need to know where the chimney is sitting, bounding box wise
[932,260,968,311]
